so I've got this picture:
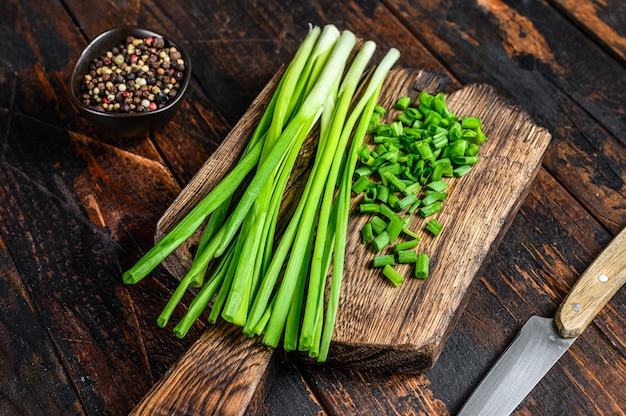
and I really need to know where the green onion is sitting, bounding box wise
[396,193,419,211]
[262,30,364,349]
[122,25,402,364]
[403,181,421,196]
[394,238,420,251]
[318,47,400,361]
[453,156,479,165]
[369,216,388,235]
[415,253,429,279]
[425,219,443,236]
[361,222,374,244]
[418,201,443,218]
[395,96,411,110]
[372,231,391,252]
[360,203,381,214]
[376,184,390,203]
[453,165,472,177]
[352,175,374,193]
[397,250,418,263]
[402,226,420,239]
[426,180,449,192]
[373,255,396,267]
[386,215,406,242]
[461,116,482,130]
[382,264,405,286]
[363,186,378,203]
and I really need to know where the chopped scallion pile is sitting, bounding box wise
[354,91,486,284]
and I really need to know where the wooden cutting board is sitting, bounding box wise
[129,68,551,415]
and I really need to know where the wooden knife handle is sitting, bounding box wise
[555,227,626,338]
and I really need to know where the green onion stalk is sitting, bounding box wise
[318,48,401,361]
[122,24,401,362]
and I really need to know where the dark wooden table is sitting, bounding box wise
[1,1,624,415]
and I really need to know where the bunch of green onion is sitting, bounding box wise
[122,24,400,362]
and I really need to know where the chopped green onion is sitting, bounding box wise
[374,104,387,114]
[466,143,481,156]
[396,193,419,211]
[355,165,374,177]
[421,190,447,206]
[363,186,377,203]
[349,84,486,292]
[361,223,374,244]
[386,215,405,242]
[360,203,381,214]
[418,201,443,218]
[415,253,429,279]
[397,112,413,125]
[403,181,421,196]
[372,230,391,252]
[426,180,449,192]
[369,216,388,235]
[461,116,482,130]
[352,175,374,193]
[384,172,407,193]
[390,121,404,136]
[425,219,443,236]
[395,96,411,110]
[397,250,418,263]
[418,91,433,107]
[382,264,404,286]
[415,141,434,160]
[387,192,400,210]
[453,164,472,177]
[379,203,399,220]
[376,184,390,203]
[453,156,479,165]
[394,238,420,251]
[448,139,467,159]
[373,255,396,267]
[402,226,420,239]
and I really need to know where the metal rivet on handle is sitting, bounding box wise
[598,274,609,282]
[572,303,582,312]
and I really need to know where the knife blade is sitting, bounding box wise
[458,226,626,416]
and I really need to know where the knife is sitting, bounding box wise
[457,226,626,416]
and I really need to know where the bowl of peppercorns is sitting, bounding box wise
[69,26,191,138]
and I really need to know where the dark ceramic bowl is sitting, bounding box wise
[69,26,191,138]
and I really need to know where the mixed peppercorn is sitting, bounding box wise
[79,35,186,113]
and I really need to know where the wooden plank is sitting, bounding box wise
[130,319,276,416]
[548,0,626,65]
[0,232,85,415]
[0,112,204,414]
[300,365,449,415]
[263,362,327,415]
[385,0,626,234]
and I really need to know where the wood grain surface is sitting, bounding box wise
[0,0,624,415]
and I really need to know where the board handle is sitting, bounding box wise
[555,227,626,338]
[129,319,275,416]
